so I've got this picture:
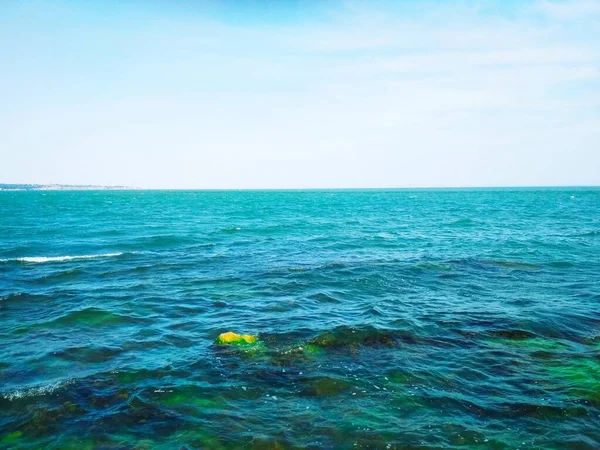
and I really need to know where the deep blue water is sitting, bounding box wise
[1,189,599,449]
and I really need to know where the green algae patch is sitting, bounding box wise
[308,326,398,351]
[303,343,325,356]
[132,439,156,450]
[490,329,537,340]
[500,337,568,352]
[20,402,87,436]
[115,370,147,384]
[415,261,453,272]
[54,436,96,450]
[301,377,351,397]
[250,438,294,449]
[174,429,231,450]
[588,336,600,351]
[489,260,540,271]
[545,358,600,404]
[154,388,223,410]
[1,431,22,444]
[311,331,338,347]
[269,345,313,366]
[487,333,571,360]
[387,370,423,385]
[389,391,424,413]
[216,331,258,345]
[162,394,219,409]
[441,424,488,447]
[15,308,143,335]
[505,402,587,419]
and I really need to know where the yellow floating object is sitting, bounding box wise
[216,331,258,345]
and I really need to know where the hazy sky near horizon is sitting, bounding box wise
[1,0,599,188]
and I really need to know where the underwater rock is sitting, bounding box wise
[308,326,398,350]
[216,331,258,345]
[491,329,537,340]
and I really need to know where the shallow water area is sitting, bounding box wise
[1,189,600,449]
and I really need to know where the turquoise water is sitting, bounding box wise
[1,189,599,449]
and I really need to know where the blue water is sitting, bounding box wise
[1,189,599,449]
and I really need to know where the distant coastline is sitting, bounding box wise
[0,184,136,191]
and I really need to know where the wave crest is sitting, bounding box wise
[0,253,123,263]
[2,380,71,401]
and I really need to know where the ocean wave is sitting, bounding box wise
[577,230,600,237]
[0,252,123,263]
[33,307,147,329]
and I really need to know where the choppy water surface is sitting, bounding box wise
[1,189,600,449]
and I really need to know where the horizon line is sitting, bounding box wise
[2,184,600,191]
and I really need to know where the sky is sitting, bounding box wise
[1,0,599,189]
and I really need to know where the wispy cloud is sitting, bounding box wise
[536,0,600,18]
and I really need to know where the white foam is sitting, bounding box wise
[2,380,71,401]
[0,253,123,263]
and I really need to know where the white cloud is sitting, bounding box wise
[536,0,600,18]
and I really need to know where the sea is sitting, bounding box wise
[1,188,599,449]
